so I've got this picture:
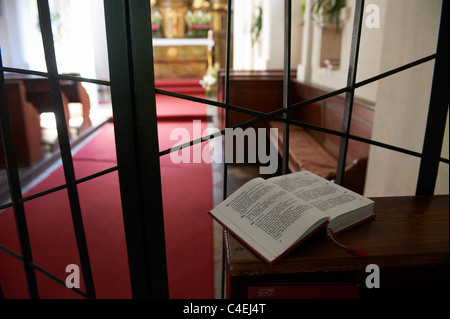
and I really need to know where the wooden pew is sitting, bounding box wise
[282,79,374,193]
[216,70,374,194]
[0,81,43,166]
[5,74,92,136]
[1,74,93,167]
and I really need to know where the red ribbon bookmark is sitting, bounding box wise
[328,229,367,257]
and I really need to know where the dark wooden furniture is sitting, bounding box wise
[5,74,92,134]
[216,70,287,130]
[1,74,92,167]
[216,70,374,193]
[0,81,43,166]
[225,195,449,299]
[271,80,374,193]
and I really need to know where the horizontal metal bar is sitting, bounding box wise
[156,86,350,121]
[158,106,441,169]
[57,74,111,87]
[156,88,287,120]
[157,53,436,124]
[1,66,111,86]
[30,262,90,298]
[155,88,225,108]
[21,183,68,203]
[0,202,13,211]
[2,166,119,206]
[288,86,350,112]
[74,166,119,184]
[158,84,349,123]
[354,54,436,89]
[1,66,48,78]
[0,244,89,298]
[347,133,423,159]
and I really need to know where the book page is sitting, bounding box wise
[210,177,329,262]
[268,171,373,221]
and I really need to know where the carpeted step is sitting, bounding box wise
[155,78,205,94]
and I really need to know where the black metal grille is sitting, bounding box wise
[0,0,448,299]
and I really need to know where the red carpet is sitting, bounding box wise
[0,82,214,299]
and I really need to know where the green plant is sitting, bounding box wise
[311,0,346,30]
[250,7,263,48]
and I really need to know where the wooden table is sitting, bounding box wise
[225,195,449,299]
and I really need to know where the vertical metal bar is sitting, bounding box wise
[416,0,449,195]
[103,0,169,298]
[0,53,39,299]
[223,0,232,200]
[335,0,365,185]
[282,0,292,175]
[221,0,233,300]
[36,0,96,299]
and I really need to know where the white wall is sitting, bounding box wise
[232,0,302,70]
[302,0,384,102]
[364,0,447,196]
[0,0,36,70]
[232,0,448,196]
[0,0,108,80]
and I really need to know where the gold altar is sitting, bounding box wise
[151,0,228,79]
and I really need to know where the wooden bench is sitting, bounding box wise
[216,71,374,193]
[274,80,374,194]
[268,120,368,193]
[0,81,43,167]
[5,73,92,136]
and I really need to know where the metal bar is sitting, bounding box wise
[354,54,436,89]
[335,0,365,185]
[156,88,284,119]
[156,49,438,128]
[156,86,346,131]
[0,53,39,299]
[223,0,233,200]
[1,66,111,87]
[158,108,432,165]
[416,0,449,195]
[104,0,168,299]
[56,74,110,87]
[156,85,349,121]
[288,86,349,112]
[1,66,48,78]
[36,0,96,299]
[221,0,233,300]
[0,202,13,211]
[281,0,292,174]
[0,166,118,212]
[22,183,68,203]
[0,244,89,298]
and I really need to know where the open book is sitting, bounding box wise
[209,171,375,264]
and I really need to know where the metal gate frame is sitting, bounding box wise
[0,0,448,299]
